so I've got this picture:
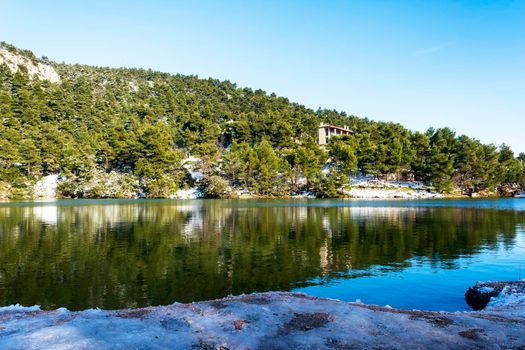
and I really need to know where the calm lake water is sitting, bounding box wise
[0,199,524,311]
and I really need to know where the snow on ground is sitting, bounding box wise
[182,156,204,182]
[0,291,524,350]
[478,287,495,294]
[292,191,317,199]
[321,164,331,175]
[170,187,204,199]
[484,281,525,317]
[348,187,443,199]
[347,176,443,199]
[32,175,59,199]
[233,188,254,198]
[0,305,41,313]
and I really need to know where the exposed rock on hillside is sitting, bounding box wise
[0,47,60,83]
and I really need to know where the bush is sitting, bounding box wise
[205,175,231,198]
[143,174,180,198]
[58,171,139,198]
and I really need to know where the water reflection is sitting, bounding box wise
[0,199,523,310]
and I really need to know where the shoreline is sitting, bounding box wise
[0,194,510,203]
[5,174,520,201]
[0,193,512,201]
[0,189,504,201]
[1,282,524,349]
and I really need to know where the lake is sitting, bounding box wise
[0,198,524,312]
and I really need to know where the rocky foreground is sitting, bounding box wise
[0,283,524,349]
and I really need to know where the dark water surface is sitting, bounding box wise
[0,199,524,311]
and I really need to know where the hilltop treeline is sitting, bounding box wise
[0,43,524,198]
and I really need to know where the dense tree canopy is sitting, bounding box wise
[0,43,524,198]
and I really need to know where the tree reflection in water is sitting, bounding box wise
[0,199,523,310]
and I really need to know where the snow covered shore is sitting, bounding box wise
[346,178,444,199]
[4,170,448,200]
[347,187,443,199]
[1,287,524,349]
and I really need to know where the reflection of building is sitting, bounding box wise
[318,123,352,146]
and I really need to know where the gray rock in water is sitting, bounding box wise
[465,281,525,310]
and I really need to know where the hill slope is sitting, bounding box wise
[0,42,524,199]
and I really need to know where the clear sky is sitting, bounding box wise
[1,0,524,153]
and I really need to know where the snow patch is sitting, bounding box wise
[485,282,525,314]
[478,287,495,294]
[346,176,442,199]
[171,187,204,199]
[348,187,443,199]
[321,163,331,175]
[182,156,204,182]
[33,175,59,199]
[0,304,41,313]
[292,191,317,199]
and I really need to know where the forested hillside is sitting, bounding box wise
[1,42,524,199]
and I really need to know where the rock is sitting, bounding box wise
[233,319,246,330]
[280,312,333,334]
[0,47,60,83]
[465,281,525,310]
[458,328,484,340]
[497,183,523,197]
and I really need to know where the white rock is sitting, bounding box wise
[128,81,139,92]
[0,48,60,83]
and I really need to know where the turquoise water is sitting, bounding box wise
[0,198,524,311]
[295,241,525,311]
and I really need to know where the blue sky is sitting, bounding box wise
[2,0,524,153]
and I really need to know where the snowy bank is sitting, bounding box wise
[348,187,443,199]
[33,175,60,199]
[1,289,524,349]
[170,187,205,199]
[347,177,444,199]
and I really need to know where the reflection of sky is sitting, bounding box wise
[295,227,525,312]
